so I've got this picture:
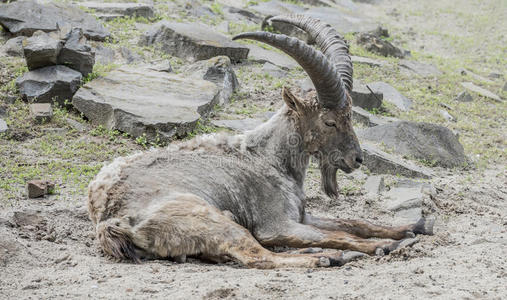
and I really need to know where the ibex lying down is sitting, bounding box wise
[88,15,434,269]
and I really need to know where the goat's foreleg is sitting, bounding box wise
[303,214,434,240]
[256,222,418,256]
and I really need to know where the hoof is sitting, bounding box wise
[413,216,435,235]
[384,237,419,254]
[328,251,367,266]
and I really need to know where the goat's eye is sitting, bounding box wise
[324,120,336,127]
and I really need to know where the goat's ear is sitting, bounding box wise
[282,86,305,113]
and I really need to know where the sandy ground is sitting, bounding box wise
[1,0,506,299]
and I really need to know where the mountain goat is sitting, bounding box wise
[88,15,434,269]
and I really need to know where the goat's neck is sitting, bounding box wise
[244,107,308,186]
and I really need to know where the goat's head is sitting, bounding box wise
[234,15,363,197]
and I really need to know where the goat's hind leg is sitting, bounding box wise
[129,194,354,269]
[303,214,435,240]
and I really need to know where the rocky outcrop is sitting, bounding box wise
[460,82,502,102]
[356,31,406,58]
[139,21,249,62]
[72,66,220,142]
[1,37,26,57]
[16,66,82,105]
[0,0,110,41]
[359,121,467,168]
[351,83,383,110]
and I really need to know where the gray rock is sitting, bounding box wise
[0,0,110,41]
[460,69,494,84]
[0,118,8,134]
[439,109,456,122]
[351,55,387,67]
[487,72,502,79]
[363,175,384,195]
[16,66,82,105]
[454,91,473,102]
[65,118,87,132]
[383,180,434,222]
[72,66,220,142]
[351,83,383,110]
[58,28,95,77]
[119,47,143,65]
[94,45,115,65]
[242,43,298,70]
[77,2,154,20]
[503,82,507,92]
[460,82,502,102]
[356,32,405,58]
[146,60,173,73]
[352,106,397,127]
[299,77,315,94]
[262,62,287,78]
[399,60,442,77]
[23,31,63,70]
[1,36,25,57]
[223,6,262,23]
[139,21,249,63]
[361,143,434,179]
[182,56,238,105]
[29,103,53,123]
[359,121,467,168]
[212,118,263,132]
[367,82,412,111]
[26,180,55,198]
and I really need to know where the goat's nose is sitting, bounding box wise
[355,156,363,165]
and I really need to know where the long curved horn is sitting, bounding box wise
[268,15,353,93]
[232,32,347,109]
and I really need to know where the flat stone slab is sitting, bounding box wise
[23,30,63,70]
[16,65,82,105]
[361,143,434,179]
[351,83,383,110]
[367,82,412,111]
[243,43,298,70]
[78,2,154,19]
[399,60,442,77]
[460,82,502,102]
[359,121,467,168]
[0,0,110,41]
[72,66,220,141]
[139,21,249,62]
[363,175,385,195]
[30,103,53,122]
[352,106,398,127]
[262,62,287,78]
[1,36,25,57]
[212,118,263,132]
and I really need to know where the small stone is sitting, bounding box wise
[57,28,95,77]
[461,82,502,102]
[0,118,8,134]
[26,180,55,198]
[356,32,405,58]
[454,91,473,102]
[30,103,53,123]
[439,109,456,122]
[363,175,385,195]
[262,62,287,78]
[23,31,63,70]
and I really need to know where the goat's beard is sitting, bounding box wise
[320,161,338,198]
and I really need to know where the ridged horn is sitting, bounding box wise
[268,15,353,93]
[232,31,347,109]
